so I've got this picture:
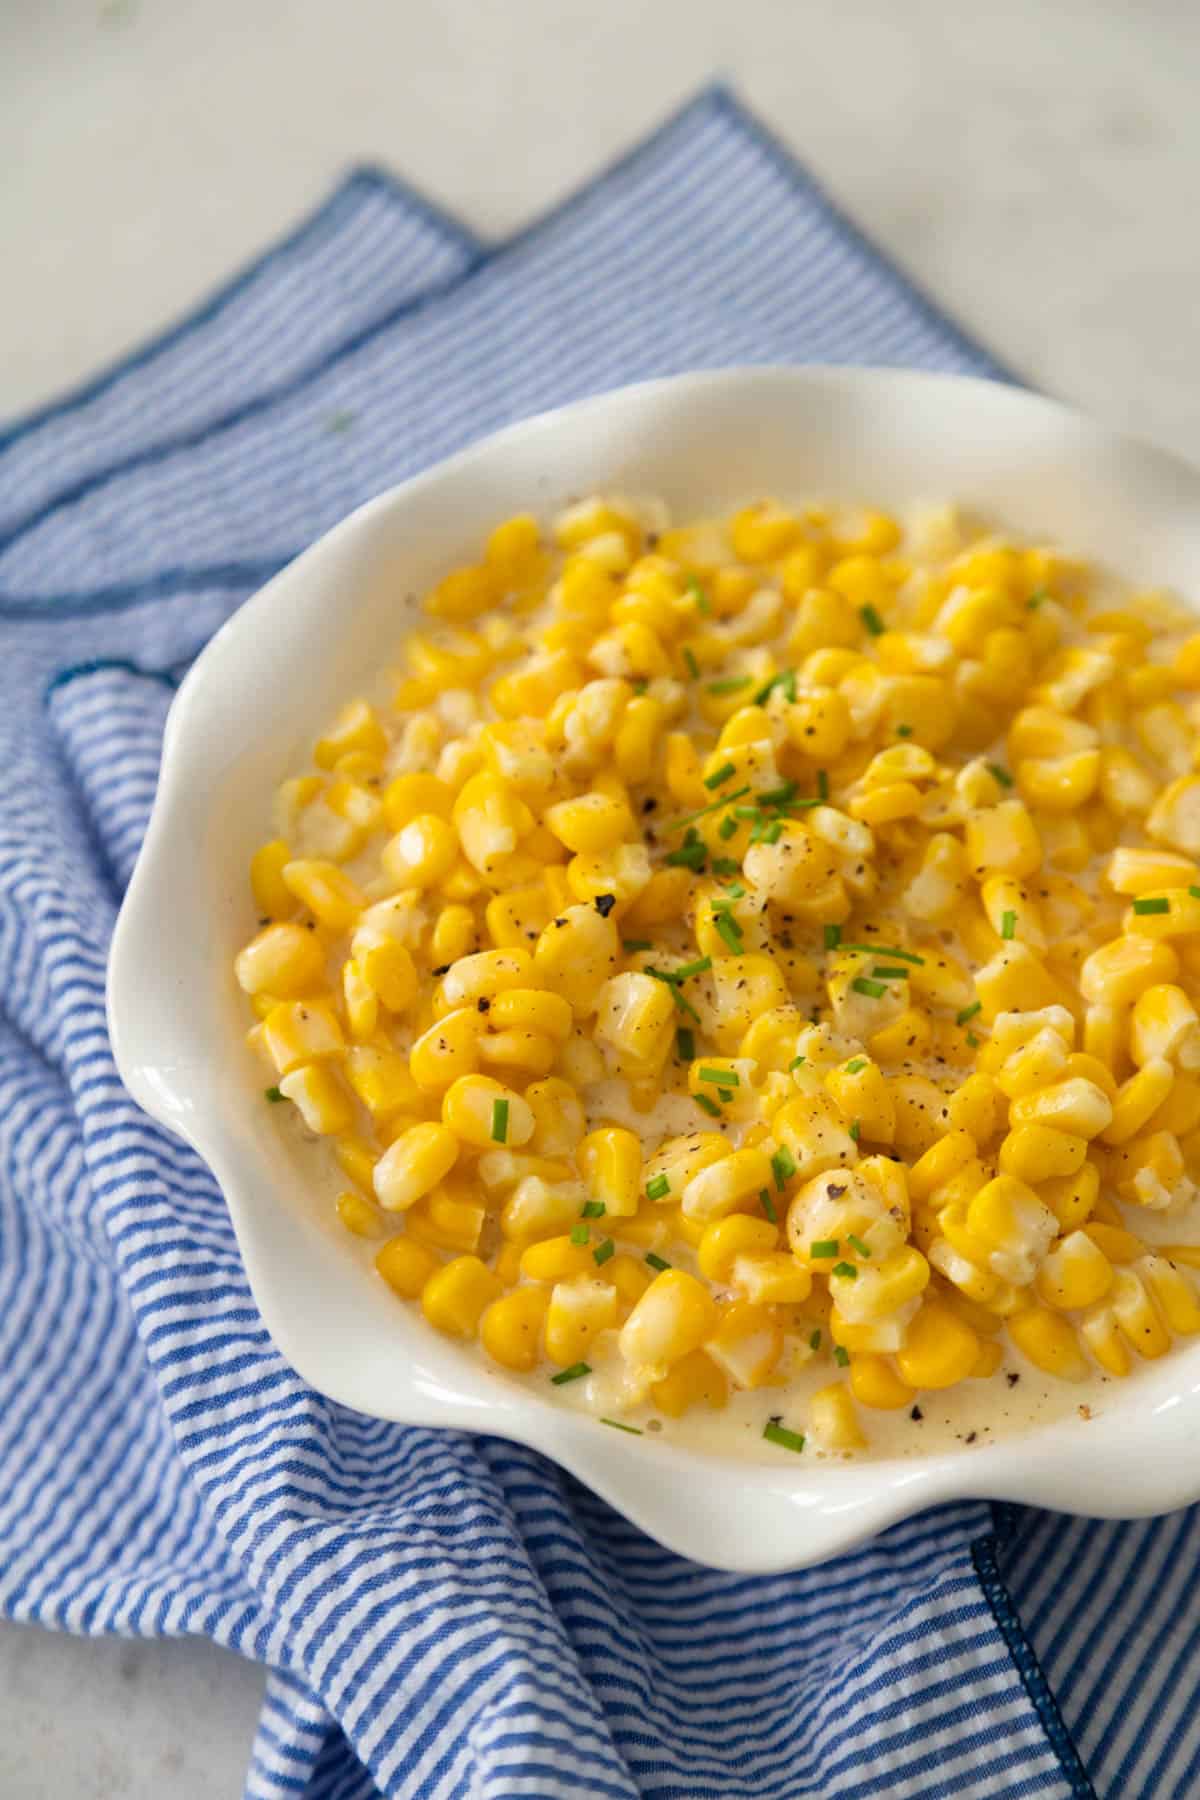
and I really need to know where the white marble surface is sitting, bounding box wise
[3,0,1200,1793]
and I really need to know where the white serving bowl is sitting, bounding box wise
[109,366,1200,1572]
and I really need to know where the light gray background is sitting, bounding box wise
[2,1,1198,1793]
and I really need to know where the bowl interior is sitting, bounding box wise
[110,367,1200,1568]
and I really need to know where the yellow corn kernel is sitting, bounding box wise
[520,1235,594,1284]
[833,1246,931,1325]
[607,1252,654,1313]
[380,815,458,891]
[486,988,572,1043]
[967,1174,1058,1284]
[442,1074,534,1149]
[850,1354,915,1410]
[824,1058,896,1143]
[1122,888,1200,940]
[431,904,477,965]
[543,792,634,855]
[480,1287,550,1372]
[896,1301,980,1390]
[439,948,531,1010]
[1079,1304,1130,1377]
[1083,1222,1144,1266]
[544,1275,618,1367]
[279,859,364,931]
[335,1135,379,1197]
[373,1122,459,1212]
[573,1126,640,1219]
[888,1076,948,1157]
[261,1000,344,1075]
[733,1253,813,1305]
[643,1134,731,1199]
[1015,749,1101,815]
[408,1007,481,1092]
[1130,985,1200,1071]
[772,1092,861,1180]
[421,1255,503,1338]
[621,868,694,933]
[808,1382,867,1450]
[344,1045,420,1121]
[1147,774,1200,855]
[1006,1305,1089,1379]
[1036,1230,1113,1311]
[1138,1253,1200,1334]
[619,1269,718,1369]
[1009,1077,1113,1139]
[908,1131,978,1204]
[705,955,791,1052]
[382,772,455,832]
[974,945,1065,1021]
[376,1235,440,1300]
[278,1063,352,1135]
[980,875,1045,951]
[697,1215,778,1282]
[592,972,676,1079]
[533,903,619,1012]
[1152,1074,1200,1138]
[1107,846,1200,895]
[484,884,552,948]
[335,1189,384,1238]
[651,1349,729,1418]
[682,1146,775,1223]
[1102,1060,1176,1146]
[314,698,387,770]
[522,1077,585,1158]
[1109,1267,1171,1359]
[250,839,296,920]
[477,1029,556,1078]
[964,799,1042,880]
[705,1302,784,1390]
[341,959,378,1040]
[1041,1162,1100,1233]
[404,1184,487,1256]
[944,1073,1002,1145]
[731,501,803,562]
[235,922,326,998]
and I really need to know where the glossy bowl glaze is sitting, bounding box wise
[109,366,1200,1570]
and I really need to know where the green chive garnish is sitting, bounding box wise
[715,913,742,952]
[694,1093,721,1118]
[665,785,753,832]
[758,781,798,808]
[712,855,740,873]
[851,976,887,998]
[847,1233,872,1259]
[601,1417,643,1434]
[788,1055,806,1072]
[840,945,924,964]
[759,1188,777,1224]
[817,770,829,800]
[832,1261,858,1279]
[848,1120,861,1143]
[811,1240,839,1258]
[698,1067,738,1087]
[834,1346,850,1368]
[823,923,842,951]
[552,1362,591,1385]
[491,1098,509,1142]
[683,647,700,679]
[718,816,739,841]
[1027,588,1048,608]
[809,1329,822,1351]
[1190,886,1200,900]
[1133,897,1170,916]
[645,1174,671,1201]
[871,965,909,980]
[987,762,1014,788]
[752,668,798,706]
[845,1058,867,1074]
[664,841,707,870]
[671,956,713,980]
[956,1001,982,1025]
[570,1223,589,1245]
[1001,910,1016,940]
[581,1200,606,1218]
[265,1086,284,1103]
[762,820,783,844]
[646,969,702,1021]
[704,761,737,789]
[623,938,652,952]
[687,576,711,616]
[645,1252,672,1272]
[771,1147,796,1190]
[762,1421,805,1454]
[676,1027,695,1061]
[860,603,886,636]
[593,1238,615,1266]
[706,675,753,695]
[896,723,913,738]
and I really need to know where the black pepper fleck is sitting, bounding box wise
[594,894,617,917]
[431,964,451,977]
[910,1405,924,1421]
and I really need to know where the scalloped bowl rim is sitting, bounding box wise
[108,365,1200,1571]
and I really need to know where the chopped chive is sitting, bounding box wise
[848,1120,861,1143]
[845,1057,868,1074]
[718,816,739,841]
[987,762,1014,788]
[665,784,753,832]
[1001,910,1017,940]
[715,912,743,952]
[871,965,910,980]
[706,675,753,695]
[552,1362,591,1385]
[665,841,708,870]
[834,1345,850,1368]
[704,761,737,789]
[1027,588,1048,608]
[683,646,700,679]
[762,820,784,844]
[623,938,653,952]
[631,679,649,695]
[581,1200,606,1218]
[676,1027,695,1061]
[811,1240,839,1258]
[687,575,711,616]
[570,1223,589,1246]
[724,882,746,899]
[1190,886,1200,900]
[645,1251,672,1272]
[859,603,886,636]
[823,923,842,951]
[896,723,913,738]
[645,1173,671,1201]
[788,1055,806,1071]
[851,976,888,999]
[840,944,924,964]
[809,1329,822,1351]
[771,1146,797,1190]
[1133,896,1170,916]
[491,1098,510,1143]
[734,805,763,821]
[712,855,740,873]
[832,1260,858,1279]
[593,1238,615,1266]
[264,1085,284,1103]
[717,1088,734,1104]
[956,1001,982,1025]
[847,1233,872,1259]
[753,668,798,706]
[694,1092,722,1117]
[672,956,713,979]
[759,1187,778,1224]
[646,970,702,1022]
[817,769,829,800]
[699,1066,738,1086]
[763,1420,806,1454]
[601,1417,643,1435]
[967,1031,981,1048]
[758,781,798,808]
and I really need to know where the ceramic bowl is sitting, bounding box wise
[108,365,1200,1571]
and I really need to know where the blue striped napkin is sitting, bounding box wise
[0,87,1193,1800]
